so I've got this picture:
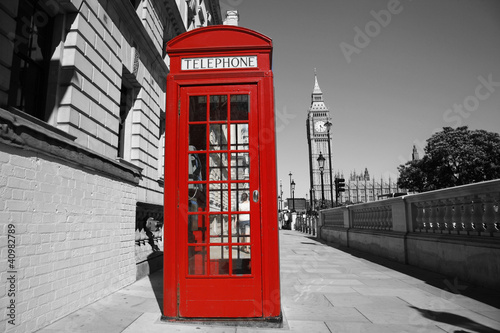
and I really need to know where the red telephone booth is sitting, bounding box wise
[163,26,281,323]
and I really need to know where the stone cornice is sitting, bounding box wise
[0,108,142,184]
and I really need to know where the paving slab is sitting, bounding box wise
[37,230,500,332]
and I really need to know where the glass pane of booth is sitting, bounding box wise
[189,124,206,151]
[210,246,229,275]
[209,153,228,181]
[210,95,227,121]
[232,247,251,275]
[188,214,206,243]
[230,123,249,150]
[188,189,206,212]
[209,183,228,211]
[230,152,249,180]
[188,152,206,212]
[209,124,227,150]
[209,214,229,243]
[189,96,207,122]
[231,183,250,212]
[188,246,206,275]
[188,153,206,181]
[230,95,249,120]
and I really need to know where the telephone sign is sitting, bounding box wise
[163,26,281,324]
[181,55,258,70]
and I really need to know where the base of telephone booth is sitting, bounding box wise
[160,313,284,328]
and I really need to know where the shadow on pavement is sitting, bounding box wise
[147,252,164,313]
[410,306,500,333]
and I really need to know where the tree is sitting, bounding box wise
[398,126,500,192]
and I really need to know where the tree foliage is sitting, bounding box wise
[398,126,500,192]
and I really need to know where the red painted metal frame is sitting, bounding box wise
[163,26,280,320]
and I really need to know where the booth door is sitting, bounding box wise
[179,84,262,317]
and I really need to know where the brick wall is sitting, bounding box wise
[0,143,136,333]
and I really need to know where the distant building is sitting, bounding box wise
[338,169,405,204]
[0,1,221,332]
[412,144,420,161]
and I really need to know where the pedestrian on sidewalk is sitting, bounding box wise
[239,193,250,253]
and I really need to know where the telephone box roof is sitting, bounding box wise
[167,25,273,55]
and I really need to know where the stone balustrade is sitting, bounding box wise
[407,181,500,236]
[316,179,500,290]
[296,214,318,236]
[323,209,344,227]
[351,203,393,230]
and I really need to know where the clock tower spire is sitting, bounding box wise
[312,68,324,102]
[306,70,333,209]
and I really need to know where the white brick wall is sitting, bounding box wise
[0,144,136,333]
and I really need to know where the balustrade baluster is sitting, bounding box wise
[443,199,454,233]
[482,194,496,235]
[436,200,446,233]
[379,207,385,230]
[423,202,431,232]
[452,198,464,233]
[386,206,393,230]
[369,208,375,229]
[462,197,473,233]
[429,202,438,233]
[376,208,382,229]
[472,196,485,233]
[365,209,369,229]
[415,203,424,232]
[379,208,385,230]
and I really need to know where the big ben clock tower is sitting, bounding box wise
[306,70,333,209]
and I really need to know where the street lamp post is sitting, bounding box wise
[317,152,325,209]
[291,180,296,212]
[325,120,334,207]
[288,171,292,210]
[279,179,283,212]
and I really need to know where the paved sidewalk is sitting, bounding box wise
[38,230,500,332]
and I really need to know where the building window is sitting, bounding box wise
[158,111,166,180]
[118,82,135,160]
[8,0,56,121]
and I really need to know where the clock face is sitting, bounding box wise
[314,120,326,132]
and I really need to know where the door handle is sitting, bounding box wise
[253,190,259,203]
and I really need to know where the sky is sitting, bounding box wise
[219,0,500,199]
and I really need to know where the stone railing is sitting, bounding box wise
[408,183,500,236]
[323,209,344,227]
[296,214,318,236]
[320,179,500,237]
[351,203,393,231]
[316,179,500,290]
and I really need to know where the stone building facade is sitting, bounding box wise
[0,0,222,332]
[339,169,405,204]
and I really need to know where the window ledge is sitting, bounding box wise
[0,107,142,184]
